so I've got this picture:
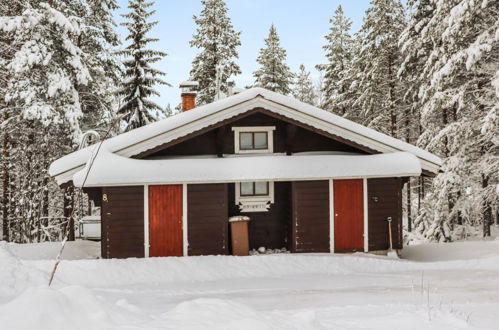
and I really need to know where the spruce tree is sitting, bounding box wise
[77,0,122,131]
[349,0,406,137]
[317,5,354,114]
[190,0,241,104]
[253,24,294,94]
[0,1,92,241]
[117,0,169,132]
[413,0,499,241]
[292,64,315,105]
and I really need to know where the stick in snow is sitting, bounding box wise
[48,115,122,286]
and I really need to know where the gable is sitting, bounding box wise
[141,110,370,159]
[49,88,441,185]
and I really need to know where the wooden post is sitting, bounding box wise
[63,185,75,241]
[407,180,412,232]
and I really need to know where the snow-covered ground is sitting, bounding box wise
[1,237,499,330]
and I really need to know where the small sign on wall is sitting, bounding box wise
[238,201,271,213]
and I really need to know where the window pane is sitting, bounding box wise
[240,132,253,150]
[254,182,268,195]
[254,132,268,149]
[240,182,254,196]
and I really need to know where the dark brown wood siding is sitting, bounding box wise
[228,182,291,251]
[291,180,330,253]
[367,178,403,250]
[143,111,368,158]
[101,186,144,259]
[187,183,229,255]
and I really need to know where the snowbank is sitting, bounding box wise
[0,285,145,330]
[1,240,499,329]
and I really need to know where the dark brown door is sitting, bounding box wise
[149,185,183,257]
[334,179,364,251]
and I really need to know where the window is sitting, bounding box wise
[232,126,275,154]
[240,182,269,196]
[235,181,275,212]
[239,132,268,150]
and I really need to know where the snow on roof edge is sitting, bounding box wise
[72,151,422,187]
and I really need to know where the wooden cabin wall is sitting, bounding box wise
[187,183,229,256]
[291,180,330,253]
[101,186,144,259]
[144,112,367,158]
[228,182,292,251]
[367,178,403,250]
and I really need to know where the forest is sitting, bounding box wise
[0,0,497,243]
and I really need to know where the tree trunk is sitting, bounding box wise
[482,175,491,237]
[2,110,9,242]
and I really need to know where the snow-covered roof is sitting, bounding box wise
[50,87,442,184]
[72,151,421,187]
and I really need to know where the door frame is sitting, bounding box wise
[329,178,369,253]
[143,183,188,257]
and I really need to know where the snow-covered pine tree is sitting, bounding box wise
[317,5,354,115]
[413,0,499,241]
[117,0,169,132]
[253,24,294,94]
[348,0,406,137]
[292,64,315,105]
[0,1,94,242]
[190,0,241,105]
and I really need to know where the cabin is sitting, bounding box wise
[49,86,441,258]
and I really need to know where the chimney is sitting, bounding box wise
[180,81,199,111]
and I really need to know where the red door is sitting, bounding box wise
[333,179,364,251]
[149,185,183,257]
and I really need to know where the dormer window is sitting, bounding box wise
[232,126,275,154]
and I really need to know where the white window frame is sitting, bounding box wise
[235,181,275,204]
[232,126,275,154]
[235,181,274,213]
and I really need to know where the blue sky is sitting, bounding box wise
[114,0,373,108]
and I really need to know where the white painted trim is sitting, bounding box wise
[329,179,335,253]
[144,184,149,257]
[363,178,369,252]
[232,126,276,154]
[182,183,188,257]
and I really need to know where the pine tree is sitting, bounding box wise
[292,64,315,105]
[317,5,354,114]
[348,0,406,137]
[413,0,499,241]
[253,24,294,94]
[117,0,169,132]
[190,0,241,104]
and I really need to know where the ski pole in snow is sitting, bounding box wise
[48,116,122,286]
